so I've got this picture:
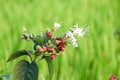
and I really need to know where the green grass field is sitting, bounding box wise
[0,0,120,80]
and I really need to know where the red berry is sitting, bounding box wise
[56,37,67,44]
[46,31,52,37]
[50,53,57,59]
[39,47,45,53]
[56,38,63,43]
[47,47,54,52]
[109,74,116,80]
[57,43,65,51]
[42,46,47,51]
[39,46,47,53]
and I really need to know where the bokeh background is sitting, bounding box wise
[0,0,120,80]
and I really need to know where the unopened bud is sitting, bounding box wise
[50,53,57,59]
[46,31,52,37]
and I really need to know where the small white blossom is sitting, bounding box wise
[72,41,78,47]
[71,37,78,47]
[71,37,77,42]
[73,24,89,37]
[65,23,89,47]
[66,31,74,38]
[54,22,61,29]
[66,32,78,47]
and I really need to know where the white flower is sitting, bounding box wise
[71,37,78,47]
[74,28,84,36]
[66,31,74,38]
[71,37,77,42]
[67,33,78,47]
[66,29,78,47]
[54,22,61,29]
[72,41,78,47]
[65,23,89,47]
[73,24,89,37]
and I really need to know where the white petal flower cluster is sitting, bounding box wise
[66,31,74,38]
[54,22,61,29]
[71,37,78,47]
[66,31,78,47]
[66,24,89,47]
[73,24,89,37]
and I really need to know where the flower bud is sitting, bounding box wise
[46,31,52,37]
[56,37,67,44]
[56,38,63,43]
[39,47,45,53]
[36,45,46,53]
[50,53,57,59]
[47,47,54,52]
[22,33,28,39]
[42,46,47,51]
[57,44,65,51]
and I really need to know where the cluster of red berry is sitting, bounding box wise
[41,31,66,59]
[22,29,68,59]
[29,31,67,59]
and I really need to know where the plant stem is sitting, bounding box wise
[28,54,33,62]
[36,58,42,62]
[46,58,54,80]
[34,55,38,62]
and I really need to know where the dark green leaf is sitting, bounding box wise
[7,50,29,62]
[12,60,39,80]
[46,58,54,80]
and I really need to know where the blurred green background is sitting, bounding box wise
[0,0,120,80]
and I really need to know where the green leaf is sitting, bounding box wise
[46,58,54,80]
[32,37,44,45]
[12,60,39,80]
[7,50,29,62]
